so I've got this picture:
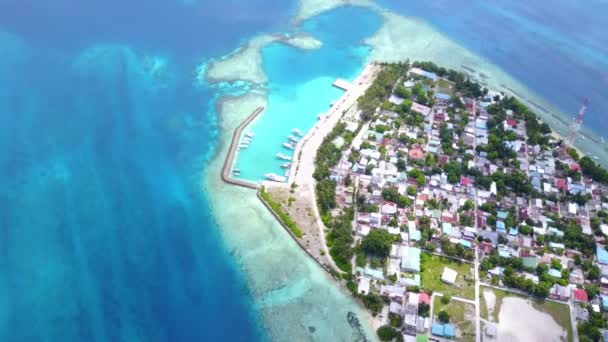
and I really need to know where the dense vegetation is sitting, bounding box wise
[361,229,394,258]
[358,62,410,120]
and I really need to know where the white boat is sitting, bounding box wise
[282,142,295,150]
[288,135,299,142]
[276,153,292,161]
[292,128,303,136]
[242,137,252,142]
[245,132,255,138]
[594,156,600,160]
[232,169,241,176]
[265,173,287,183]
[281,163,291,169]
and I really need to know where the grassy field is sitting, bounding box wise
[480,286,573,342]
[420,253,475,299]
[433,296,475,342]
[436,78,454,95]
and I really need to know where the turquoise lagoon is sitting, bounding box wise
[233,7,382,181]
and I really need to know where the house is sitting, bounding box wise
[409,67,438,81]
[419,292,431,305]
[597,246,608,265]
[401,247,421,273]
[431,323,455,339]
[358,276,371,294]
[382,201,398,215]
[548,268,562,278]
[441,267,458,285]
[570,269,585,285]
[549,284,571,301]
[573,288,589,303]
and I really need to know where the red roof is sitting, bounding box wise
[506,118,517,127]
[419,292,431,305]
[460,176,469,186]
[556,178,568,191]
[573,289,589,302]
[570,163,581,172]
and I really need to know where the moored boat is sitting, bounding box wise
[282,142,295,150]
[281,163,291,169]
[292,128,303,136]
[265,173,287,183]
[275,153,292,161]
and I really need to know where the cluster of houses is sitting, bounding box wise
[327,65,608,340]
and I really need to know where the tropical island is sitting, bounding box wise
[255,60,608,342]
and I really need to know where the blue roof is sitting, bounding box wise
[496,221,505,229]
[498,249,510,258]
[601,295,608,309]
[431,323,444,336]
[548,268,562,278]
[410,229,422,241]
[460,239,472,248]
[435,93,451,100]
[509,227,518,236]
[597,246,608,265]
[413,69,438,81]
[443,223,453,235]
[444,324,455,338]
[497,211,508,219]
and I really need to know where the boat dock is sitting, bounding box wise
[332,78,351,91]
[221,106,265,190]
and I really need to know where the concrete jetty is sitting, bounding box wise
[221,106,265,189]
[332,78,351,91]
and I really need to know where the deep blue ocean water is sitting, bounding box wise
[0,1,295,341]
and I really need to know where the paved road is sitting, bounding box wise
[472,99,481,342]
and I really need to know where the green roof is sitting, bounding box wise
[416,335,429,342]
[401,247,421,272]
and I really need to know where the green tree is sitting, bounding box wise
[377,325,399,341]
[361,229,394,258]
[438,310,450,323]
[441,294,451,304]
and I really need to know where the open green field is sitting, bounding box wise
[433,296,475,342]
[480,286,573,342]
[420,253,475,299]
[436,78,454,95]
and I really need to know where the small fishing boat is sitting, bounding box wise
[282,142,295,150]
[292,128,303,136]
[245,132,255,139]
[232,169,241,176]
[281,163,291,169]
[288,135,299,143]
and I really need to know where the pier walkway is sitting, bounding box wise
[332,78,351,91]
[221,106,265,190]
